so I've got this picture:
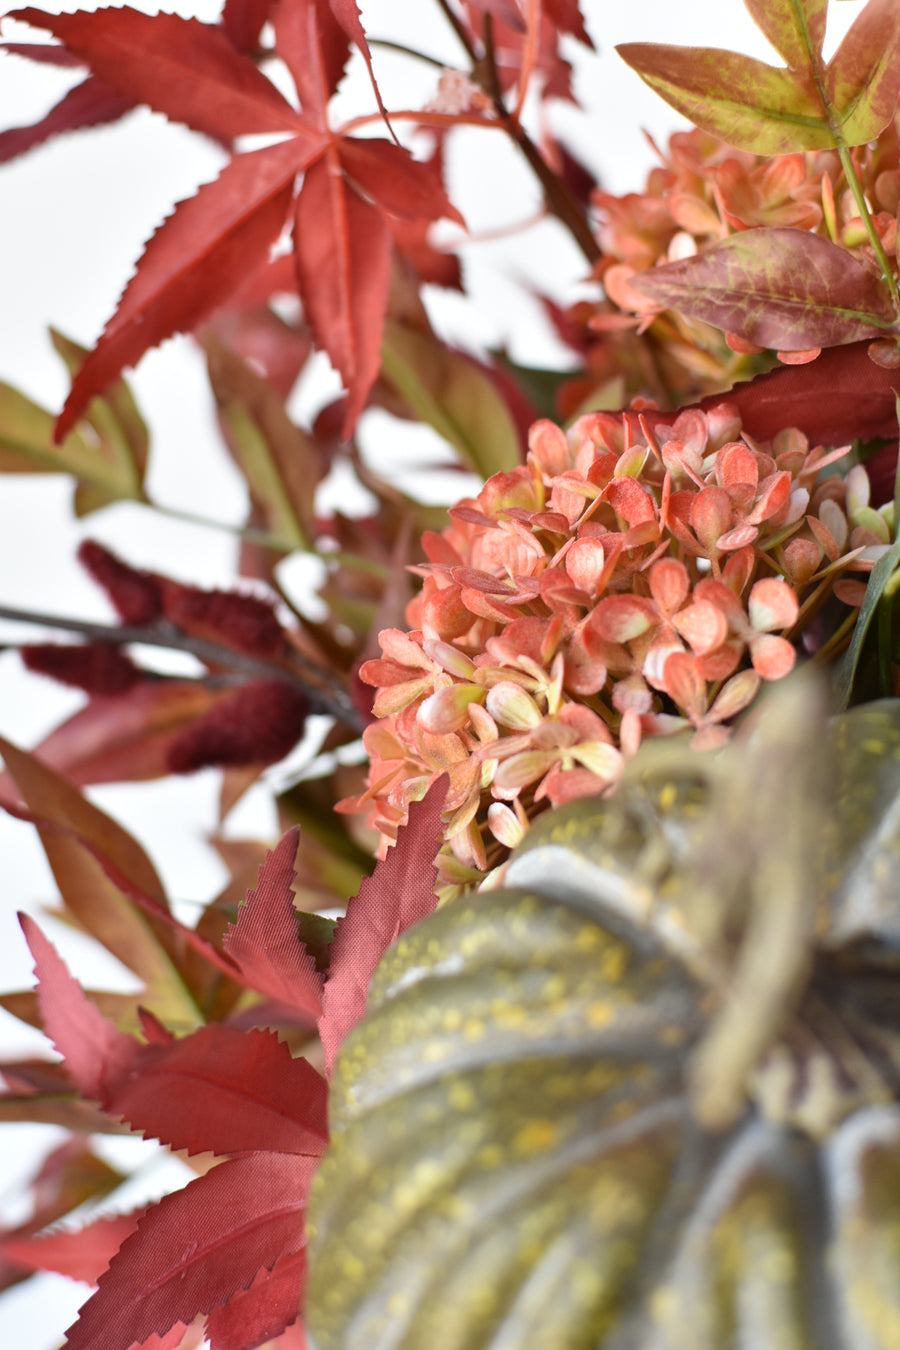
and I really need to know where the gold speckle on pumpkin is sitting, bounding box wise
[512,1119,559,1156]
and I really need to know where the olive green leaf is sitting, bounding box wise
[381,319,522,477]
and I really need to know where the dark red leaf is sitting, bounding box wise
[694,339,900,446]
[338,138,464,224]
[633,227,897,350]
[272,0,350,120]
[0,75,133,167]
[57,140,318,441]
[205,1250,306,1350]
[108,1024,328,1157]
[293,151,392,436]
[224,827,324,1020]
[318,775,448,1070]
[20,914,137,1102]
[9,6,303,140]
[64,1153,316,1350]
[0,1209,145,1285]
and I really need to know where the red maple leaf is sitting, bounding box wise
[16,777,447,1348]
[8,3,462,441]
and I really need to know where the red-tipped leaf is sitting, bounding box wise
[319,775,448,1070]
[223,827,324,1020]
[825,0,900,146]
[633,227,897,351]
[743,0,826,70]
[615,41,830,154]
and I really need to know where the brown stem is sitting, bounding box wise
[476,14,600,266]
[0,604,363,730]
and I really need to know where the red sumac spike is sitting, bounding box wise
[21,642,143,696]
[162,583,284,656]
[78,540,163,625]
[167,678,308,772]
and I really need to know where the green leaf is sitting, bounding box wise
[203,332,318,551]
[50,328,149,512]
[307,695,900,1349]
[0,383,104,481]
[744,0,826,70]
[825,0,900,146]
[633,227,897,350]
[381,319,522,477]
[834,536,900,710]
[0,736,199,1027]
[615,42,833,154]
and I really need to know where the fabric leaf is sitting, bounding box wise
[0,74,132,167]
[632,227,897,351]
[293,151,393,436]
[64,1153,317,1350]
[20,914,137,1102]
[824,0,900,146]
[319,775,447,1071]
[381,320,522,477]
[0,736,196,1021]
[615,42,831,154]
[223,827,324,1020]
[8,6,304,140]
[56,139,318,441]
[272,0,350,120]
[107,1024,328,1158]
[203,333,318,550]
[204,1250,306,1350]
[337,139,464,224]
[743,0,826,70]
[0,1209,145,1285]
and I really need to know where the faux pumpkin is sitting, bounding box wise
[306,682,900,1349]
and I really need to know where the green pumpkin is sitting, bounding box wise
[306,683,900,1349]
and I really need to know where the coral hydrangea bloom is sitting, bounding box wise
[344,405,877,888]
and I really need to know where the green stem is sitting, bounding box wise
[368,39,449,71]
[836,144,900,316]
[477,15,600,265]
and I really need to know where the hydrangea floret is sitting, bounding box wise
[343,403,888,888]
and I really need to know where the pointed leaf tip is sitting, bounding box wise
[18,913,136,1102]
[223,825,324,1019]
[319,774,448,1069]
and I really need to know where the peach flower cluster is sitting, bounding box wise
[342,404,886,888]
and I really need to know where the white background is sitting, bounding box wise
[0,1,860,1345]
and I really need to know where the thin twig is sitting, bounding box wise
[0,604,363,730]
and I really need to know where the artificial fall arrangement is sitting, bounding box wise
[4,0,900,1346]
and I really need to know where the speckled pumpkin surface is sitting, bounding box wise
[306,688,900,1349]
